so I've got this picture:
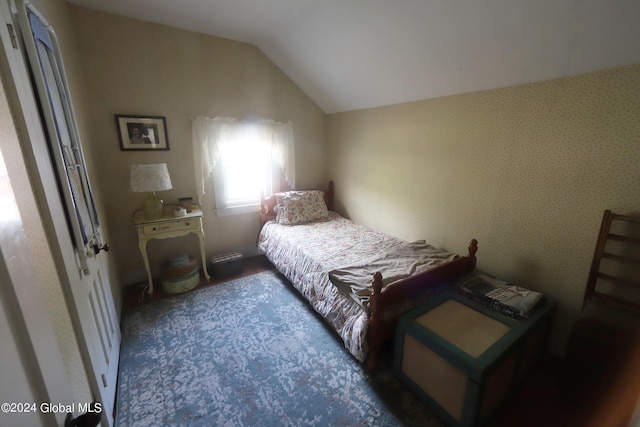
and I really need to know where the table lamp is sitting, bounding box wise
[130,163,172,219]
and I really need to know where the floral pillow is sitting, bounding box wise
[275,190,329,225]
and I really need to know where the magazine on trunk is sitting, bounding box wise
[459,273,543,319]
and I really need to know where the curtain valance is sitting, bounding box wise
[192,116,295,203]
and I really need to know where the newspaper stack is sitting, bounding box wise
[459,273,543,319]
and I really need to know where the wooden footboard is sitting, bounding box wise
[367,239,478,369]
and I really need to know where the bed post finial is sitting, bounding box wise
[368,272,384,370]
[370,273,383,318]
[468,239,478,256]
[326,181,335,211]
[372,272,383,294]
[370,272,383,316]
[468,239,478,269]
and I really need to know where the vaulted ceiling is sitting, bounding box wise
[66,0,640,113]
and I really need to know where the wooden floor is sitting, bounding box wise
[123,255,275,310]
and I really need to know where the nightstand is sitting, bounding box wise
[133,206,211,296]
[394,293,556,427]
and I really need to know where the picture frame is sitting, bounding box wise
[115,114,169,151]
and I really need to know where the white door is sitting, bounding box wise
[0,65,74,427]
[1,1,120,425]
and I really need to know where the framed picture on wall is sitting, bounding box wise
[115,114,169,151]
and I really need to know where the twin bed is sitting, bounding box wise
[258,182,478,368]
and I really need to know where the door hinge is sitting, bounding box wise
[101,373,107,388]
[6,24,18,49]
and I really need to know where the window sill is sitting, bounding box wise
[214,204,259,217]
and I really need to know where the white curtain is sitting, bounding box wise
[192,116,295,203]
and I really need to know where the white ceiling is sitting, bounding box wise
[66,0,640,113]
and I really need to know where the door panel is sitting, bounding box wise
[89,263,119,395]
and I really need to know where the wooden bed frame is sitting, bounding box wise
[259,181,478,369]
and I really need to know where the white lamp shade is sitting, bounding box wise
[130,163,173,192]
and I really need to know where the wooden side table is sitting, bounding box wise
[133,206,211,296]
[394,292,556,427]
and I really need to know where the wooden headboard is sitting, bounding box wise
[259,181,335,227]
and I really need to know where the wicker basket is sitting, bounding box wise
[160,267,200,294]
[162,256,198,277]
[160,255,199,294]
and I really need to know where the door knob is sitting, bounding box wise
[93,243,110,255]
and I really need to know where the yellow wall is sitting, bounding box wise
[68,6,327,284]
[327,64,640,353]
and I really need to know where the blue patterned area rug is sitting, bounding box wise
[116,270,444,427]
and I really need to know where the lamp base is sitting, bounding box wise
[143,192,164,219]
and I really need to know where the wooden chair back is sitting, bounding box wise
[583,210,640,312]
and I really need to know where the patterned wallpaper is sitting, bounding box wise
[328,64,640,354]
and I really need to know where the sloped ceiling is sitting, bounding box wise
[66,0,640,113]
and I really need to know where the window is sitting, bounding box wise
[193,117,294,217]
[212,127,278,216]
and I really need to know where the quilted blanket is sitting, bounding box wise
[258,212,454,362]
